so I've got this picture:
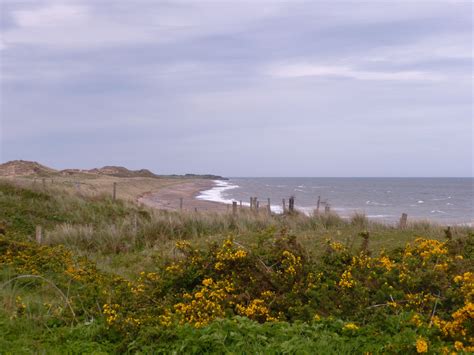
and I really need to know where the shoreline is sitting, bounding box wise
[138,179,230,213]
[138,180,473,227]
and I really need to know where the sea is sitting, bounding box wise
[197,178,474,225]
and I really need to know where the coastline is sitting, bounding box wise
[138,179,229,213]
[137,179,473,226]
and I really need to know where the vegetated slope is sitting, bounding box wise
[0,160,160,179]
[0,159,226,180]
[0,180,473,353]
[0,180,148,241]
[87,166,160,178]
[0,160,57,177]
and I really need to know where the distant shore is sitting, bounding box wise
[138,179,229,212]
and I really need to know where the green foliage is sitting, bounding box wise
[130,316,454,354]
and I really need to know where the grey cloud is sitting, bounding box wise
[1,0,472,176]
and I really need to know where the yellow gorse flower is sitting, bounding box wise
[416,337,428,353]
[343,322,359,331]
[339,270,355,288]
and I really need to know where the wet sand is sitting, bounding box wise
[138,179,229,212]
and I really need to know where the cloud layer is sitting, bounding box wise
[1,0,472,176]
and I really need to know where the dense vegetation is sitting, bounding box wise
[0,180,472,353]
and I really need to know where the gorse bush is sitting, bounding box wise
[96,230,473,352]
[3,231,472,352]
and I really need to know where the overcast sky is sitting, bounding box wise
[0,0,472,177]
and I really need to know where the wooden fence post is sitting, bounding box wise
[35,226,42,244]
[267,198,271,214]
[282,199,286,213]
[232,201,238,215]
[179,198,183,211]
[113,182,117,201]
[239,200,242,208]
[133,215,138,235]
[316,196,321,214]
[399,213,408,229]
[250,197,254,209]
[256,201,260,209]
[289,196,295,213]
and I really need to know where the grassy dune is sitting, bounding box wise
[0,179,473,353]
[3,173,189,203]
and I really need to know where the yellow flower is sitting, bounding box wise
[454,341,464,351]
[416,338,428,353]
[234,250,247,258]
[165,263,181,273]
[378,256,394,270]
[411,314,423,327]
[343,322,359,331]
[328,241,345,251]
[214,262,224,270]
[202,278,213,287]
[339,270,355,288]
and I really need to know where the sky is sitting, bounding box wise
[0,0,472,177]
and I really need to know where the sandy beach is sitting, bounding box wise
[138,179,229,212]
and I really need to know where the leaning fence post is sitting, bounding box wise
[399,213,408,229]
[113,182,117,201]
[232,201,238,215]
[316,196,321,214]
[36,226,42,244]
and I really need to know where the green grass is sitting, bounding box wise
[0,313,443,354]
[0,313,115,354]
[1,178,470,277]
[0,181,146,241]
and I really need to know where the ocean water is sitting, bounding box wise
[196,178,474,225]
